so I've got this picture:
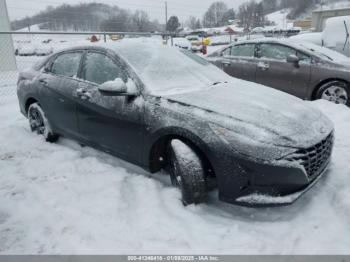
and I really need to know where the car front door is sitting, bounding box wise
[38,51,83,137]
[255,43,311,98]
[75,51,144,164]
[220,44,257,82]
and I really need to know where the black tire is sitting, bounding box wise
[27,103,59,143]
[166,140,207,205]
[316,81,350,106]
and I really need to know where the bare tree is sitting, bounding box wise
[185,16,202,29]
[238,0,265,30]
[203,1,228,27]
[132,10,151,32]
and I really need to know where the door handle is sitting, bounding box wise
[77,88,92,101]
[222,61,231,66]
[257,62,270,70]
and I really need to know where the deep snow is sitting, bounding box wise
[1,50,350,255]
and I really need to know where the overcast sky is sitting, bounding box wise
[6,0,249,22]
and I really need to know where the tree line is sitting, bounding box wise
[197,0,328,30]
[11,0,342,32]
[11,3,162,32]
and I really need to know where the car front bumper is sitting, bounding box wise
[210,131,334,207]
[233,169,327,207]
[213,151,332,207]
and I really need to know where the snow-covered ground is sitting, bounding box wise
[1,56,350,254]
[266,9,294,30]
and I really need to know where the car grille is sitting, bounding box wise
[285,132,334,180]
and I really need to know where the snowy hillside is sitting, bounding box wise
[266,0,350,27]
[266,9,294,29]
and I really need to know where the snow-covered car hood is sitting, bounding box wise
[163,81,334,149]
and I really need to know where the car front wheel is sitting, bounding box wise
[28,103,59,143]
[317,81,349,106]
[166,139,207,205]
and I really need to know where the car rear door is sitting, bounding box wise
[38,51,83,137]
[255,43,311,98]
[75,50,144,163]
[220,43,257,82]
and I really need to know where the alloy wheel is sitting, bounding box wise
[28,107,46,134]
[321,85,348,105]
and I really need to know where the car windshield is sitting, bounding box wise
[296,42,349,63]
[113,39,231,96]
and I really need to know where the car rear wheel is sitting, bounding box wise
[317,81,349,106]
[166,140,207,205]
[28,103,59,143]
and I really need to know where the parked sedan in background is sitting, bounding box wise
[186,35,203,52]
[207,39,350,106]
[17,40,334,207]
[172,37,192,50]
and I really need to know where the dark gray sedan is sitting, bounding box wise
[17,40,334,207]
[207,39,350,106]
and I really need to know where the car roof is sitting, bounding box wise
[233,38,293,46]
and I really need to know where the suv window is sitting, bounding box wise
[231,44,255,57]
[82,52,126,85]
[259,44,296,61]
[51,52,82,77]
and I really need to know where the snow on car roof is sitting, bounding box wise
[59,38,232,96]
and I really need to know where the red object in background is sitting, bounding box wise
[202,45,207,55]
[90,35,98,43]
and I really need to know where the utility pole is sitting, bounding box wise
[165,1,168,43]
[165,1,168,31]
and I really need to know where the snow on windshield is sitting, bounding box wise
[111,39,231,95]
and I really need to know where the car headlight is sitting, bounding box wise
[209,124,296,162]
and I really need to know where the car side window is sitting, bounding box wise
[51,52,82,78]
[231,44,255,57]
[259,44,296,61]
[82,52,127,85]
[297,52,312,64]
[222,47,232,57]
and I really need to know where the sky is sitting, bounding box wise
[6,0,249,22]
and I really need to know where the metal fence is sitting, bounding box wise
[0,31,237,102]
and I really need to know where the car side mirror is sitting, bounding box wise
[287,55,300,65]
[98,78,138,97]
[43,66,50,73]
